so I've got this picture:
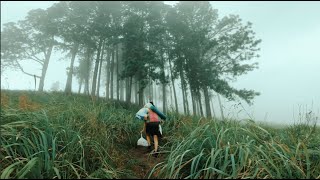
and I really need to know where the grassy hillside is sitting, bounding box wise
[1,90,319,179]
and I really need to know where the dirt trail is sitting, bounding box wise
[126,146,166,179]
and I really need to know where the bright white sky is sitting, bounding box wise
[1,1,320,126]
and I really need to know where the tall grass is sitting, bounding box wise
[150,117,320,179]
[0,90,141,178]
[1,90,319,179]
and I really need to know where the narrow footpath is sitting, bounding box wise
[125,146,166,178]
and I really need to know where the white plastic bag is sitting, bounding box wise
[137,133,149,147]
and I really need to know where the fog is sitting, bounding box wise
[1,1,320,126]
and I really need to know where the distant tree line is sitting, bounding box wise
[1,1,261,118]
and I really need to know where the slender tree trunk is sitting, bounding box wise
[125,78,128,102]
[191,89,197,116]
[126,77,132,103]
[135,80,139,104]
[131,80,134,103]
[91,38,103,97]
[84,47,91,95]
[203,87,211,118]
[131,82,134,103]
[160,53,166,113]
[133,79,136,103]
[185,83,190,115]
[169,58,178,113]
[169,83,173,111]
[198,90,204,117]
[196,94,199,116]
[116,44,120,101]
[106,47,111,100]
[96,43,105,98]
[162,84,166,113]
[65,43,79,95]
[119,43,124,101]
[38,37,54,92]
[217,93,225,120]
[96,59,102,97]
[180,70,186,114]
[138,81,144,107]
[190,90,194,115]
[110,45,115,100]
[120,80,124,101]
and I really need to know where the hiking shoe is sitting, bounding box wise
[152,151,159,158]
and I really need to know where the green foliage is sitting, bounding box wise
[2,1,261,105]
[0,90,140,178]
[166,2,261,104]
[149,118,320,179]
[1,90,319,179]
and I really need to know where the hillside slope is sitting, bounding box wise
[1,90,319,179]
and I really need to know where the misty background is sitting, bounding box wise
[1,1,319,126]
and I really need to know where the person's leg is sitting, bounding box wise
[146,133,151,146]
[145,123,152,151]
[145,133,152,154]
[153,135,158,152]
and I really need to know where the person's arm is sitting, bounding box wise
[141,122,146,133]
[141,109,150,133]
[144,108,150,121]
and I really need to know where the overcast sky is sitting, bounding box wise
[1,1,320,126]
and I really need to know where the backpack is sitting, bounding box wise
[135,107,148,121]
[148,110,160,123]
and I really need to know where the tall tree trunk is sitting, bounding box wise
[160,53,166,113]
[135,80,139,104]
[125,78,128,102]
[125,77,130,103]
[126,77,132,103]
[148,79,153,101]
[38,37,54,92]
[198,90,204,117]
[120,80,124,101]
[126,77,133,103]
[65,42,79,95]
[96,43,105,98]
[96,59,102,97]
[118,43,124,101]
[162,84,166,113]
[191,89,197,116]
[116,44,120,101]
[203,87,211,118]
[169,58,178,113]
[217,93,225,120]
[185,83,190,115]
[105,47,111,100]
[110,45,115,100]
[195,93,199,116]
[91,38,103,97]
[84,47,91,95]
[138,81,144,107]
[180,70,186,114]
[169,83,173,111]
